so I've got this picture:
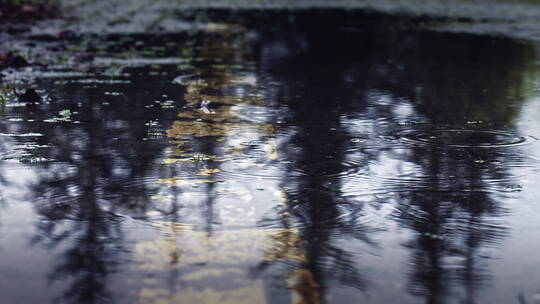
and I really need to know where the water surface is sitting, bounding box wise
[1,11,540,304]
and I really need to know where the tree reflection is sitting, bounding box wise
[0,10,536,304]
[253,11,536,303]
[394,189,508,303]
[254,22,384,302]
[15,34,185,303]
[384,30,534,304]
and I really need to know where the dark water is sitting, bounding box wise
[1,11,540,304]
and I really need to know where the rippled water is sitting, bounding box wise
[1,11,540,304]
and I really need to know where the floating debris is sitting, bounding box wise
[44,109,72,122]
[199,99,214,114]
[350,138,366,143]
[506,184,523,192]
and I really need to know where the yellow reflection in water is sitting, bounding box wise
[184,93,264,105]
[145,21,321,304]
[132,221,319,304]
[288,270,320,304]
[178,105,239,122]
[199,168,221,176]
[166,121,274,138]
[158,177,218,186]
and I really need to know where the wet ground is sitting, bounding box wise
[28,0,540,40]
[1,9,540,304]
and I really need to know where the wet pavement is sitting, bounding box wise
[1,10,540,304]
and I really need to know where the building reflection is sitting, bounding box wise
[130,23,303,304]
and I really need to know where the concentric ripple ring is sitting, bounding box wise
[397,129,529,148]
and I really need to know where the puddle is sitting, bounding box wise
[1,10,540,304]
